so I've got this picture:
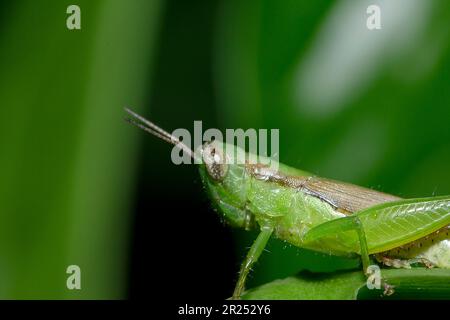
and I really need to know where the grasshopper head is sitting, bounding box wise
[124,108,254,230]
[199,140,254,230]
[201,141,229,181]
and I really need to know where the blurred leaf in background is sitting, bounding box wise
[0,0,161,298]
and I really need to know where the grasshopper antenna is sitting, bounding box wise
[124,107,196,160]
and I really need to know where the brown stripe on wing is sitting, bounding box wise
[246,164,400,214]
[301,177,401,214]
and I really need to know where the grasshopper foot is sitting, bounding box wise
[382,281,395,296]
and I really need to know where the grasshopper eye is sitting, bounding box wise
[202,142,228,181]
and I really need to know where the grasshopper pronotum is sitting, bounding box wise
[125,108,450,299]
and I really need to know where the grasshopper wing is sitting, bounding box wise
[303,196,450,254]
[301,177,400,214]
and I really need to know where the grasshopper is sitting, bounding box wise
[125,108,450,299]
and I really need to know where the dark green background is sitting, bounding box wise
[0,0,449,299]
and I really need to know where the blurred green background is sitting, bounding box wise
[0,0,449,299]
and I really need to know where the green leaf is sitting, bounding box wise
[0,0,161,298]
[242,268,450,300]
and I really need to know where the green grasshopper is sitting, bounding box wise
[125,108,450,299]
